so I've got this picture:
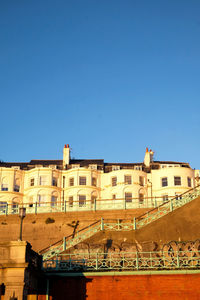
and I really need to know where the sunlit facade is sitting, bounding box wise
[0,145,199,214]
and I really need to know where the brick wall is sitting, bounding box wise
[50,273,200,300]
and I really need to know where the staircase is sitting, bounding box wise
[135,185,200,229]
[42,185,200,260]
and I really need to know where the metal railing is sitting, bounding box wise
[42,250,200,272]
[135,185,200,229]
[0,195,183,216]
[42,185,200,260]
[41,218,139,260]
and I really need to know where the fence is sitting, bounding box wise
[42,250,200,272]
[0,195,177,216]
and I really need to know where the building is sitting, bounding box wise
[0,145,199,214]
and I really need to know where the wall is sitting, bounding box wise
[50,272,200,300]
[0,208,148,252]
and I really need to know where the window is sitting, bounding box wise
[52,177,57,186]
[1,184,8,191]
[12,201,18,212]
[30,178,35,186]
[14,178,20,192]
[112,177,117,187]
[162,195,168,202]
[69,196,73,207]
[51,196,57,207]
[91,195,96,204]
[79,195,86,207]
[112,194,116,200]
[40,176,48,186]
[161,177,168,187]
[124,175,132,185]
[187,177,192,187]
[174,176,181,186]
[125,192,132,203]
[89,164,97,170]
[112,165,120,171]
[69,177,74,186]
[14,185,20,192]
[79,177,86,185]
[38,195,46,207]
[71,164,80,169]
[139,176,144,186]
[92,177,97,186]
[139,193,144,204]
[0,202,7,212]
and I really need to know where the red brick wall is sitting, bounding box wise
[51,273,200,300]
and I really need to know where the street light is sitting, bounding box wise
[19,207,26,241]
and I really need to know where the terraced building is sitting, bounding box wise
[0,145,199,214]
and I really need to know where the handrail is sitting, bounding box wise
[136,184,200,221]
[42,185,200,260]
[39,219,101,254]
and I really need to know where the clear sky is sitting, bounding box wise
[0,0,200,168]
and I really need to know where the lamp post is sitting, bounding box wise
[19,207,26,241]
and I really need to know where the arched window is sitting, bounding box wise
[79,195,86,207]
[12,198,19,213]
[0,201,7,213]
[38,191,47,207]
[14,178,20,192]
[51,192,58,207]
[1,177,8,191]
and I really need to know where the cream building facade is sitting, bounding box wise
[0,145,199,214]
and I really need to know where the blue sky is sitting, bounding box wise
[0,0,200,168]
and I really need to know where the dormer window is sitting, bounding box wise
[112,165,120,171]
[89,164,97,170]
[71,164,80,169]
[11,166,20,170]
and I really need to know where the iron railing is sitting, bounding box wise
[42,186,200,260]
[135,185,200,229]
[42,250,200,272]
[0,194,189,216]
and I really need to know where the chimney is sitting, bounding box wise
[144,147,154,167]
[63,144,70,168]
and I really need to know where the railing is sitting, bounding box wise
[0,195,181,216]
[135,185,200,229]
[42,250,200,272]
[42,218,138,260]
[42,220,102,260]
[42,185,200,260]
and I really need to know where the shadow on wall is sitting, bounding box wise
[50,276,93,300]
